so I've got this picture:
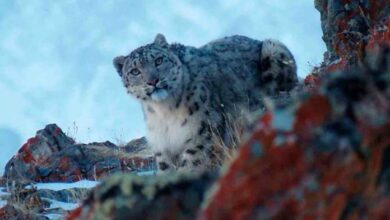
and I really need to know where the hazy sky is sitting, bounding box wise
[0,0,326,174]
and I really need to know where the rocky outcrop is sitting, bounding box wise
[0,204,48,220]
[36,188,90,204]
[2,124,155,185]
[0,125,155,219]
[0,188,50,220]
[202,49,390,219]
[203,2,390,216]
[0,186,91,220]
[315,0,390,63]
[306,0,390,87]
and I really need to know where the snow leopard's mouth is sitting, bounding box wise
[147,88,169,101]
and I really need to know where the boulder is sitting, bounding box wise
[314,0,390,64]
[306,0,390,87]
[2,124,155,184]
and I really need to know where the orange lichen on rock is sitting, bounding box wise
[367,18,390,52]
[3,124,155,184]
[293,95,330,137]
[18,137,38,163]
[203,112,306,220]
[203,108,389,220]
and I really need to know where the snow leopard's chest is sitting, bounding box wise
[144,103,200,153]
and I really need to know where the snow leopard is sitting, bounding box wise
[113,34,297,174]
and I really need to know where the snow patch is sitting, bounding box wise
[0,187,9,208]
[0,187,10,197]
[45,199,79,211]
[0,200,6,208]
[26,180,99,191]
[137,170,156,176]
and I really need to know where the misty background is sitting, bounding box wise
[0,0,326,174]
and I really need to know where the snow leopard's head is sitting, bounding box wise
[113,34,187,102]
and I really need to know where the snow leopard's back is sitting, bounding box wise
[174,35,298,115]
[201,35,297,94]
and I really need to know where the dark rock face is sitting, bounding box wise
[315,0,390,64]
[306,0,390,89]
[2,124,155,184]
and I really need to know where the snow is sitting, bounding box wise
[0,183,91,211]
[0,200,6,208]
[0,187,9,208]
[138,170,156,176]
[46,199,79,211]
[0,187,9,197]
[26,180,99,191]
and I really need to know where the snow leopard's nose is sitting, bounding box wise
[147,78,159,86]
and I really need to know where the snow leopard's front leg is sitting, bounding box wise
[176,81,217,173]
[177,120,215,173]
[155,151,176,175]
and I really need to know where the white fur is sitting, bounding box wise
[151,89,169,101]
[144,102,200,153]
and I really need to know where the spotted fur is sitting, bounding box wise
[113,34,297,174]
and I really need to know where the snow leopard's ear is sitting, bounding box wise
[154,33,169,48]
[113,56,125,77]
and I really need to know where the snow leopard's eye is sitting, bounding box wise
[155,57,163,67]
[130,68,141,76]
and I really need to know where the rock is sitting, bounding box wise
[7,188,50,212]
[0,186,88,220]
[201,48,390,219]
[307,0,390,88]
[2,124,156,184]
[123,137,148,154]
[0,204,48,220]
[36,188,91,204]
[0,187,49,220]
[0,177,5,187]
[66,172,216,220]
[314,0,390,64]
